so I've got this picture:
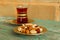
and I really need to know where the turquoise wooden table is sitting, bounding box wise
[0,17,60,40]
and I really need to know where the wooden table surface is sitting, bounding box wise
[0,17,60,40]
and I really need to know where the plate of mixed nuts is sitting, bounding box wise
[13,23,47,35]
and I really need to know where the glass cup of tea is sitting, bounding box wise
[16,5,28,24]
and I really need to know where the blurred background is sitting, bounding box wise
[0,0,60,21]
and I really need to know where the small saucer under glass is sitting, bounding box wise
[5,19,34,25]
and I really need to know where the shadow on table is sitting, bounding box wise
[11,30,43,40]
